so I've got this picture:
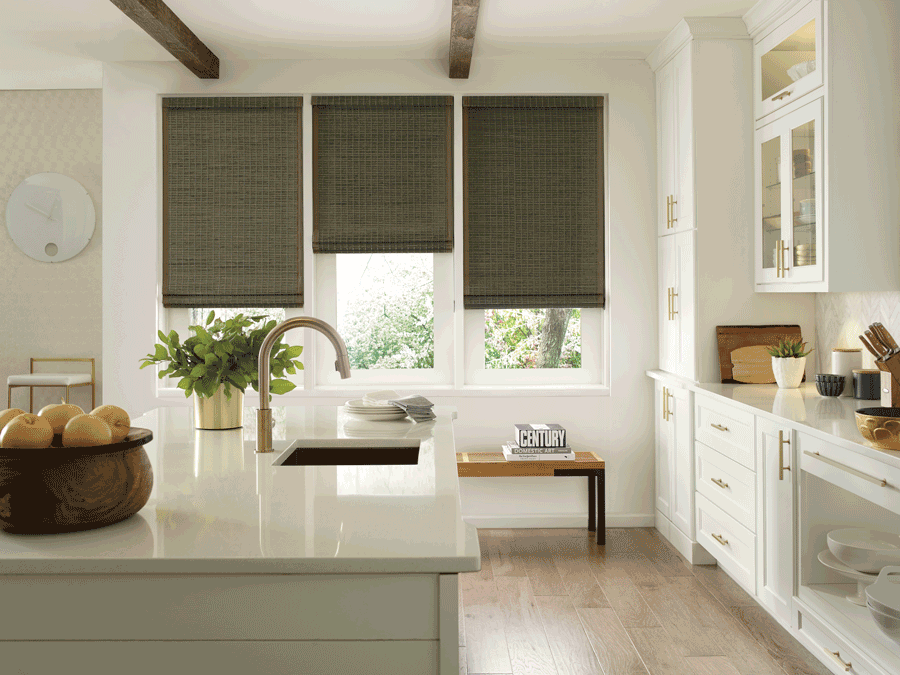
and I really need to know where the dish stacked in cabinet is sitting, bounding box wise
[693,395,758,592]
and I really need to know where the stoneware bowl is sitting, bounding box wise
[815,374,845,397]
[855,408,900,450]
[827,528,900,573]
[0,428,153,534]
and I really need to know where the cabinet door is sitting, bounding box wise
[672,46,693,233]
[756,417,796,626]
[755,97,823,289]
[755,1,823,121]
[655,381,674,520]
[670,387,694,537]
[657,62,677,236]
[659,235,677,374]
[673,230,695,380]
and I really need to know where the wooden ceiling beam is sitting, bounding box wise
[449,0,480,79]
[109,0,219,79]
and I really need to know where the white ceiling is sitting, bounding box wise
[3,0,755,73]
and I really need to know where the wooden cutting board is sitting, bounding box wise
[716,325,804,384]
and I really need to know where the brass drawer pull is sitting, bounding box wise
[711,423,729,432]
[772,90,792,101]
[778,430,791,481]
[711,533,729,546]
[822,648,851,672]
[711,477,729,490]
[804,451,888,487]
[670,196,677,226]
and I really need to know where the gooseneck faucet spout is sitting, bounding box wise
[257,317,351,453]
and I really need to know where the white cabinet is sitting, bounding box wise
[756,417,796,627]
[749,0,900,292]
[656,47,693,236]
[658,230,695,380]
[655,380,673,520]
[670,386,694,537]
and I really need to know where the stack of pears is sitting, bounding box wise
[0,403,131,449]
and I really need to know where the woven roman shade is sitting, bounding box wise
[312,96,453,253]
[162,96,303,308]
[463,96,605,309]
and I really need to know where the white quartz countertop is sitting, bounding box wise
[0,406,480,575]
[647,370,900,471]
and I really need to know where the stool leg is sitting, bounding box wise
[7,386,11,409]
[597,471,606,545]
[29,387,33,414]
[588,475,596,532]
[91,382,95,410]
[65,386,70,405]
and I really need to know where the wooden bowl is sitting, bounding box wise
[0,427,153,534]
[855,408,900,451]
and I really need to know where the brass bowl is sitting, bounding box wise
[855,408,900,451]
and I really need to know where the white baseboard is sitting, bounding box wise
[655,510,716,565]
[462,513,655,529]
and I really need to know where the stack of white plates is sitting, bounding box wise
[344,399,407,421]
[866,566,900,644]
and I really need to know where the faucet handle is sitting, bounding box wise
[257,408,274,453]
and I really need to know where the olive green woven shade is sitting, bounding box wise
[312,96,453,253]
[162,96,303,308]
[462,96,605,309]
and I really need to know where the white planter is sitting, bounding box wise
[772,356,806,389]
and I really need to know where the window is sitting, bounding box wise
[337,254,434,370]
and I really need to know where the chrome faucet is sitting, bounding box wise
[256,317,351,453]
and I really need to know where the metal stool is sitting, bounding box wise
[7,358,95,412]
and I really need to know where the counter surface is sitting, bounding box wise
[0,406,479,575]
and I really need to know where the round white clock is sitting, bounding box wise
[5,172,95,263]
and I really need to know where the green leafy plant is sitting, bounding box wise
[766,338,813,359]
[139,311,303,400]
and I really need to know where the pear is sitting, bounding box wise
[0,408,26,433]
[0,414,53,449]
[38,401,85,435]
[62,414,112,447]
[89,405,130,443]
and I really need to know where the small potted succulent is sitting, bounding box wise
[767,338,813,389]
[139,312,303,429]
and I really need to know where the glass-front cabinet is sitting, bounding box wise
[756,97,822,288]
[755,1,822,120]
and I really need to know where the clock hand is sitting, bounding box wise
[25,202,52,219]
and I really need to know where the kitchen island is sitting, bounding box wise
[0,405,479,675]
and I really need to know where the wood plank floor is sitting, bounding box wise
[459,528,832,675]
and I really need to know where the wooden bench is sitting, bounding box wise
[456,451,606,544]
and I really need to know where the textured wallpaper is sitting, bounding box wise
[815,292,900,373]
[0,89,102,413]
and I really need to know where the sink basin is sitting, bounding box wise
[275,438,421,466]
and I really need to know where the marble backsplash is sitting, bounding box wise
[816,292,900,373]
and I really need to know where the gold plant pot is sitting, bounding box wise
[194,385,243,430]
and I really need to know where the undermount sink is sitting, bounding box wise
[275,438,421,466]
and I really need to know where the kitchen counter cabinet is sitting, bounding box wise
[0,406,477,675]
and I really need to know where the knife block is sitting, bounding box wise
[880,369,900,407]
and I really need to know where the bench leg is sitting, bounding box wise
[596,471,606,545]
[588,475,595,532]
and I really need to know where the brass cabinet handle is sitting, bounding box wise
[662,386,668,421]
[666,195,672,228]
[776,239,783,278]
[670,289,678,318]
[780,240,790,277]
[711,533,729,546]
[778,430,791,481]
[803,451,888,487]
[772,90,793,101]
[670,196,677,226]
[711,423,729,432]
[667,288,672,320]
[822,648,851,672]
[711,477,729,490]
[665,389,674,420]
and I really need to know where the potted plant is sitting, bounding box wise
[766,338,813,389]
[139,311,303,429]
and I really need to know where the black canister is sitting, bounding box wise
[853,369,881,400]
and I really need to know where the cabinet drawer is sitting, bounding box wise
[695,396,755,470]
[799,433,900,517]
[696,441,756,532]
[696,493,756,593]
[795,605,884,675]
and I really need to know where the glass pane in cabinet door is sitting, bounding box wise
[791,119,816,267]
[761,20,816,102]
[761,136,781,271]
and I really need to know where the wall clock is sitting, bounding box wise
[5,172,95,263]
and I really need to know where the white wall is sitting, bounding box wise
[103,58,658,527]
[0,89,102,414]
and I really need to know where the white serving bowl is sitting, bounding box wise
[827,529,900,573]
[867,602,900,644]
[787,59,816,82]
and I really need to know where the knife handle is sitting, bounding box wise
[860,334,882,359]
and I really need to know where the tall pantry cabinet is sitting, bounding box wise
[648,18,815,562]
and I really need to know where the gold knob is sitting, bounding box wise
[711,533,729,546]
